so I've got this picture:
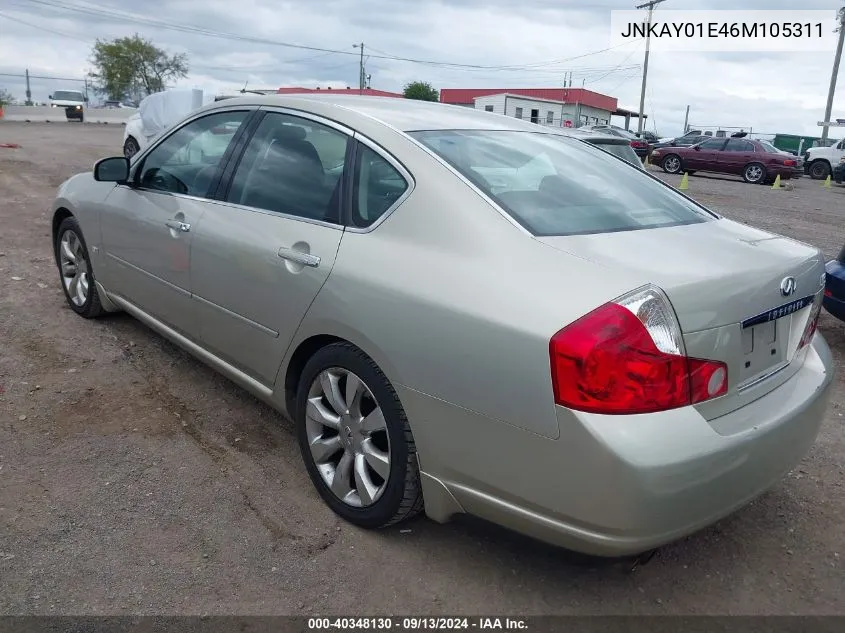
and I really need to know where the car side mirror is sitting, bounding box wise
[694,145,701,151]
[48,94,53,100]
[94,157,129,183]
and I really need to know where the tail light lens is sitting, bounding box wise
[549,286,727,415]
[783,159,797,167]
[630,140,648,149]
[798,295,823,350]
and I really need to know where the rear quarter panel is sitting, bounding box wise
[286,125,649,441]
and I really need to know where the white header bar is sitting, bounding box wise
[610,10,839,52]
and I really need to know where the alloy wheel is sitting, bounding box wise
[59,230,90,307]
[664,156,681,173]
[745,165,764,183]
[305,368,391,507]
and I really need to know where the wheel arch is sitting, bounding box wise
[52,207,74,258]
[280,327,405,422]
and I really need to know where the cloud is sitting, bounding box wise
[0,0,843,137]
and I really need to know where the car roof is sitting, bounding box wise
[194,93,593,135]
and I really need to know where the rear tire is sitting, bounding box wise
[295,342,424,529]
[662,154,683,174]
[742,162,767,184]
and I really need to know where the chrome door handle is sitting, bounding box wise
[165,219,190,232]
[278,247,320,267]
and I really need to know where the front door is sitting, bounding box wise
[99,109,252,334]
[685,137,726,171]
[190,110,351,385]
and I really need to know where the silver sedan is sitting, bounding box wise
[50,95,834,556]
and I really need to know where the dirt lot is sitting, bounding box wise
[1,122,844,616]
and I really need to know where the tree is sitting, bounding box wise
[403,81,439,102]
[0,88,13,107]
[88,34,189,101]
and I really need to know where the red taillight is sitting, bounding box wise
[798,298,822,350]
[825,288,833,297]
[549,288,727,415]
[783,159,797,167]
[631,140,647,149]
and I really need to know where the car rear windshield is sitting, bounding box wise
[53,91,84,101]
[409,130,714,236]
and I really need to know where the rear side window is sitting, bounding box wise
[410,130,714,237]
[351,145,409,228]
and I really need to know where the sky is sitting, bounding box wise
[0,0,843,137]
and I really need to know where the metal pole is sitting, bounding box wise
[25,68,32,105]
[822,7,845,143]
[683,105,690,133]
[359,43,364,94]
[636,0,666,135]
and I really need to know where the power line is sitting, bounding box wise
[21,0,645,71]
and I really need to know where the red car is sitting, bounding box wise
[651,136,801,184]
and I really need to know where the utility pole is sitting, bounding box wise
[25,68,32,105]
[683,104,690,133]
[821,7,845,143]
[353,42,365,94]
[635,0,666,135]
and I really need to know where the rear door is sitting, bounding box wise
[188,109,351,385]
[721,138,757,175]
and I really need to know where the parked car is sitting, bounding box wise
[556,128,646,169]
[824,243,845,322]
[636,130,660,144]
[833,156,845,183]
[50,94,832,557]
[652,131,708,150]
[652,137,802,184]
[804,137,845,180]
[580,124,652,160]
[123,89,207,159]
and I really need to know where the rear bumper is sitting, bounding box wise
[407,335,834,557]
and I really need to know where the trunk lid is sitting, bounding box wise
[537,219,826,421]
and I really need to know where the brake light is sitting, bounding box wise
[798,296,822,350]
[630,140,648,149]
[549,286,727,415]
[783,159,797,167]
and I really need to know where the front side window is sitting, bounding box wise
[410,130,714,237]
[137,110,248,197]
[226,112,349,223]
[351,145,409,228]
[698,139,726,150]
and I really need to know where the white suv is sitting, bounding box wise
[804,138,843,180]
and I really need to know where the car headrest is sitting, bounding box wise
[273,124,307,142]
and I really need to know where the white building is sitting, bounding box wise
[472,93,612,128]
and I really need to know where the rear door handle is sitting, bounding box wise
[165,219,190,232]
[278,247,320,267]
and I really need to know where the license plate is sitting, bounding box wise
[741,295,815,329]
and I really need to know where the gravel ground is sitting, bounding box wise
[1,122,844,616]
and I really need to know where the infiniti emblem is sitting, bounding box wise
[780,276,796,297]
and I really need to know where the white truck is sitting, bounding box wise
[48,89,86,122]
[804,138,845,180]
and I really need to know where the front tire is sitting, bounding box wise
[295,342,423,529]
[809,160,831,180]
[124,136,140,159]
[54,217,105,318]
[662,154,683,174]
